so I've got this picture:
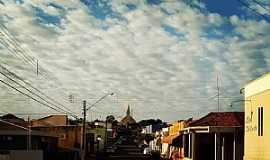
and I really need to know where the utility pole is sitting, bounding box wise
[81,92,114,159]
[82,100,86,160]
[27,116,31,151]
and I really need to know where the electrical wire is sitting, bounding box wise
[0,79,79,119]
[237,0,270,22]
[0,71,78,118]
[0,26,77,110]
[249,0,270,13]
[0,64,77,116]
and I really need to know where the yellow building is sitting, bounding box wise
[169,120,188,136]
[244,73,270,160]
[162,120,192,159]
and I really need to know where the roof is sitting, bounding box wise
[37,115,67,120]
[0,130,57,137]
[0,114,27,127]
[120,115,136,125]
[245,72,270,87]
[189,112,244,127]
[120,105,136,125]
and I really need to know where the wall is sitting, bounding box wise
[31,115,68,127]
[87,127,106,152]
[0,150,43,160]
[33,126,82,150]
[169,121,187,136]
[244,74,270,160]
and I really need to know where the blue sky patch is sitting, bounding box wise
[15,0,23,4]
[146,0,163,6]
[204,0,244,17]
[202,21,236,39]
[183,0,207,13]
[162,24,187,40]
[203,0,270,21]
[80,0,124,21]
[33,7,61,25]
[126,4,137,11]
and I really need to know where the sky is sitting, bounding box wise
[0,0,269,122]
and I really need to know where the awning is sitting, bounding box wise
[162,134,180,144]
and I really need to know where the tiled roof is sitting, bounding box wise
[120,115,136,125]
[189,112,244,127]
[0,114,28,128]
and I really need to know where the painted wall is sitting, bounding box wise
[87,127,106,152]
[33,126,82,150]
[244,73,270,160]
[31,115,68,127]
[169,121,187,136]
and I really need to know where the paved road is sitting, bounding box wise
[93,145,157,160]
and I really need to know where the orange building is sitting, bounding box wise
[31,115,82,150]
[162,119,192,159]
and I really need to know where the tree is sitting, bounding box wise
[138,119,163,127]
[106,115,115,122]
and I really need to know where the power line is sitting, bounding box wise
[0,23,36,63]
[0,78,79,119]
[249,0,270,13]
[0,24,57,81]
[0,64,76,116]
[0,27,36,66]
[0,38,30,65]
[0,71,76,117]
[0,26,76,109]
[0,79,62,112]
[237,0,270,22]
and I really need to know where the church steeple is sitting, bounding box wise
[127,105,131,116]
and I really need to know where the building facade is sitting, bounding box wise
[244,73,270,160]
[182,112,244,160]
[161,119,191,159]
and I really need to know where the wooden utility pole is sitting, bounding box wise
[36,60,39,76]
[82,100,86,160]
[27,116,31,151]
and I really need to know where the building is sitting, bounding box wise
[120,105,136,126]
[161,127,169,156]
[31,115,111,156]
[182,112,244,160]
[0,114,58,160]
[31,115,82,151]
[161,119,191,159]
[244,73,270,160]
[141,122,167,153]
[31,115,68,127]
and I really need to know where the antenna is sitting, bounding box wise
[36,59,39,76]
[217,74,220,112]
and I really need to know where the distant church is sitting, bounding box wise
[120,105,136,126]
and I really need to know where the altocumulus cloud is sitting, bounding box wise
[0,0,269,121]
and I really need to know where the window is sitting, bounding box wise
[258,107,264,136]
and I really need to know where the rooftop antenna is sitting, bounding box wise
[36,59,39,76]
[217,74,220,112]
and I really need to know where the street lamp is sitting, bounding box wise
[86,92,114,111]
[229,99,252,108]
[81,92,114,160]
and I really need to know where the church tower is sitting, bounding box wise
[127,105,131,116]
[120,104,136,126]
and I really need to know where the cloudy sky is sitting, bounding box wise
[0,0,269,122]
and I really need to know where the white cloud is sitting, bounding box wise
[0,0,269,121]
